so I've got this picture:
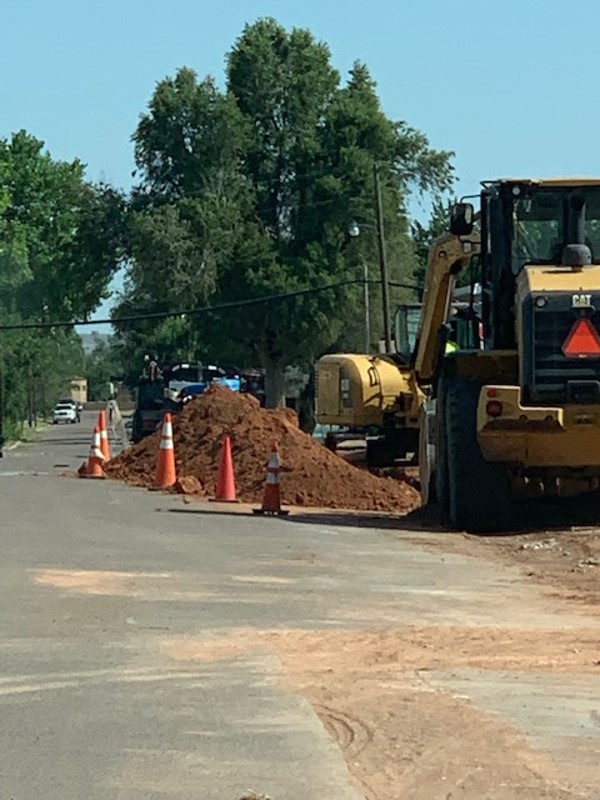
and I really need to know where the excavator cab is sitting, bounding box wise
[395,304,422,361]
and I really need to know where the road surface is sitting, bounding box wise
[0,413,598,799]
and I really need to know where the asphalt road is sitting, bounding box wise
[1,413,599,798]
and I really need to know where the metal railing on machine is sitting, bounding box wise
[105,399,130,452]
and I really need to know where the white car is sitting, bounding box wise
[53,403,78,424]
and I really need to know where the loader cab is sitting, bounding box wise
[451,180,600,409]
[476,180,600,352]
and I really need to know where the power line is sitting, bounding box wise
[0,276,421,332]
[0,278,421,331]
[135,160,406,195]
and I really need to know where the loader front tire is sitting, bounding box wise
[445,378,513,533]
[434,379,450,523]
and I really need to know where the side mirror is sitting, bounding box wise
[450,202,475,236]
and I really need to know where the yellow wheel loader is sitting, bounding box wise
[417,178,600,531]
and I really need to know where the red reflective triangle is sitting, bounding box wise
[562,318,600,357]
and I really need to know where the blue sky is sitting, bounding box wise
[3,0,600,324]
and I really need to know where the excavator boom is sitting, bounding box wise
[413,231,481,384]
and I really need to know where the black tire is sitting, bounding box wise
[434,380,450,522]
[445,378,513,533]
[366,437,393,468]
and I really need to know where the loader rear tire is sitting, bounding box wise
[445,378,513,533]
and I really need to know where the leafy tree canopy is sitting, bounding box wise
[0,131,126,432]
[118,18,454,406]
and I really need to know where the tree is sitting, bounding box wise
[122,18,454,407]
[411,199,451,298]
[1,131,125,320]
[0,131,126,433]
[85,336,124,401]
[113,71,248,363]
[216,22,452,403]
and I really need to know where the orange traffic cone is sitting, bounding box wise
[253,442,289,516]
[97,410,111,461]
[212,436,238,502]
[155,413,177,488]
[80,425,106,479]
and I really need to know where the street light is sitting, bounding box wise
[347,221,371,352]
[346,167,394,355]
[348,220,361,239]
[348,211,393,354]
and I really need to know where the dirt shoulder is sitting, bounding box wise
[287,503,600,611]
[400,512,600,611]
[167,624,598,800]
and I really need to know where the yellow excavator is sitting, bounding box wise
[318,177,600,532]
[315,297,475,467]
[315,305,422,466]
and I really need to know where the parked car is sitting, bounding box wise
[53,403,78,424]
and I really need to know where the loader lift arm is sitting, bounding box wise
[413,229,481,385]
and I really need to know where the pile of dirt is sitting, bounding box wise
[107,385,420,513]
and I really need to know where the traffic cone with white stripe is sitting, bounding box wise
[80,425,106,479]
[253,442,289,516]
[154,412,177,488]
[97,410,111,461]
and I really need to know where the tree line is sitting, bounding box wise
[0,17,453,424]
[0,131,125,435]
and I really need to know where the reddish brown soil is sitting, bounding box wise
[106,385,419,513]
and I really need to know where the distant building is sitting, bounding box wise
[70,378,88,404]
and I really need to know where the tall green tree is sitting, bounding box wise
[114,71,247,349]
[1,131,125,319]
[216,20,452,402]
[411,199,452,298]
[122,18,453,406]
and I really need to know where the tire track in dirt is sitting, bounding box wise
[314,703,373,757]
[164,628,597,799]
[313,704,379,800]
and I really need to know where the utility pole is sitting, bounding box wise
[373,161,393,353]
[362,259,371,352]
[0,339,5,455]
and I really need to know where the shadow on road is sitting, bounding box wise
[285,508,446,533]
[42,439,91,447]
[166,499,600,538]
[166,504,447,533]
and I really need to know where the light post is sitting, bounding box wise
[0,338,4,456]
[348,221,371,352]
[373,162,393,353]
[348,208,393,353]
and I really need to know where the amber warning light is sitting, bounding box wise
[562,318,600,358]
